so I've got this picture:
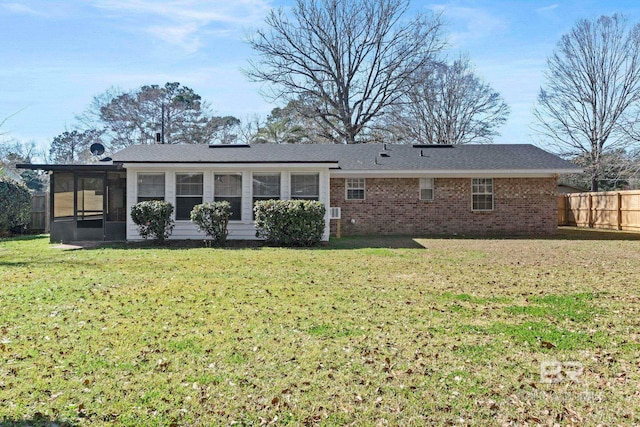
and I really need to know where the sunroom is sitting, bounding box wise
[18,164,127,242]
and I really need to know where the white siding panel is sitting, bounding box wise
[281,171,289,199]
[168,223,258,240]
[242,171,252,223]
[166,173,175,207]
[320,170,331,240]
[203,172,214,203]
[126,169,139,240]
[171,222,203,239]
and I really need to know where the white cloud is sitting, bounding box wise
[147,23,203,53]
[430,4,508,47]
[89,0,273,52]
[536,4,559,14]
[0,2,46,16]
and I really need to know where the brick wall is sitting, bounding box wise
[329,177,558,236]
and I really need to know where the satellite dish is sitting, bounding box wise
[90,143,105,156]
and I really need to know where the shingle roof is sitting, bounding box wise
[110,143,581,173]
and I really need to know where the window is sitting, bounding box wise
[346,178,365,200]
[291,173,319,200]
[137,173,165,203]
[176,173,203,220]
[214,173,242,221]
[53,172,74,220]
[76,176,103,228]
[420,178,434,201]
[472,178,494,211]
[253,173,281,217]
[107,172,126,222]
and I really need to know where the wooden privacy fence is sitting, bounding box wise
[29,192,49,232]
[558,190,640,231]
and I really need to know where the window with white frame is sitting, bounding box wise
[291,173,319,200]
[253,173,281,217]
[214,173,242,221]
[175,173,203,220]
[137,173,165,203]
[420,178,434,201]
[472,178,494,211]
[346,178,365,200]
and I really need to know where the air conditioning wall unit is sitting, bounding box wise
[329,207,341,219]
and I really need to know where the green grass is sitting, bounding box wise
[1,232,640,426]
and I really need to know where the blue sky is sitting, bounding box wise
[2,0,640,153]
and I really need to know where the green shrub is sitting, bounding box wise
[0,176,31,235]
[190,201,231,245]
[254,199,325,246]
[130,200,175,243]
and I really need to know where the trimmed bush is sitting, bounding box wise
[254,199,325,246]
[0,176,31,236]
[130,200,175,243]
[190,201,231,245]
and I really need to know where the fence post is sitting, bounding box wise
[588,193,593,228]
[617,192,623,231]
[45,192,50,233]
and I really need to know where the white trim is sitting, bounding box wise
[471,178,494,212]
[251,172,282,220]
[419,177,434,201]
[213,172,243,222]
[124,163,579,177]
[345,178,366,200]
[123,162,339,170]
[330,169,577,178]
[174,171,204,221]
[290,172,320,200]
[136,171,166,202]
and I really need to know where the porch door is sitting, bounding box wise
[76,175,105,240]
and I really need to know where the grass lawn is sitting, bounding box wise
[1,230,640,426]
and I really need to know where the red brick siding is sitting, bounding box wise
[329,177,558,236]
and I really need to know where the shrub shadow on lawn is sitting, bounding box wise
[8,227,636,252]
[325,227,640,249]
[0,234,49,243]
[0,418,78,427]
[82,239,267,251]
[69,236,425,250]
[554,226,640,240]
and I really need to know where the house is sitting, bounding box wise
[19,143,582,242]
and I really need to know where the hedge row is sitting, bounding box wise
[254,199,325,246]
[0,176,31,235]
[130,199,325,246]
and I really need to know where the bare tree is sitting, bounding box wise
[533,14,640,191]
[0,116,9,139]
[49,129,104,164]
[0,141,47,190]
[561,149,640,190]
[0,109,25,141]
[76,83,240,149]
[386,55,509,144]
[246,0,444,144]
